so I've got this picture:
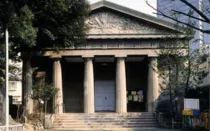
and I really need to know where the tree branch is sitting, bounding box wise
[179,0,210,23]
[172,9,210,24]
[157,12,210,34]
[146,1,210,34]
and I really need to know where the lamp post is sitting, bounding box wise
[5,28,9,131]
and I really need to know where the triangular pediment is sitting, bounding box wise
[86,1,183,38]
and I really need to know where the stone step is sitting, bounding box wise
[53,119,157,123]
[55,115,155,118]
[54,119,155,121]
[53,122,157,125]
[52,124,158,127]
[58,113,154,115]
[55,117,155,120]
[52,124,159,128]
[56,113,154,117]
[54,119,156,123]
[56,113,154,116]
[53,127,159,130]
[53,121,157,124]
[56,116,154,118]
[52,113,159,129]
[52,124,159,129]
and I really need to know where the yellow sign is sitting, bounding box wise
[131,91,136,95]
[182,110,193,116]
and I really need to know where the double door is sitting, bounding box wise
[94,81,115,112]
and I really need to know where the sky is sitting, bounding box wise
[88,0,157,16]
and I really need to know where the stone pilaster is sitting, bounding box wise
[84,58,95,113]
[53,59,63,114]
[116,57,127,113]
[147,57,159,112]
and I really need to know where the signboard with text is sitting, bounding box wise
[184,98,199,110]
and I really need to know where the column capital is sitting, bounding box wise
[148,57,158,67]
[50,57,62,63]
[115,54,127,58]
[116,57,126,61]
[148,57,158,60]
[83,57,94,61]
[82,55,94,58]
[50,54,62,59]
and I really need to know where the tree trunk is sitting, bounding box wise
[174,62,179,114]
[168,67,174,117]
[44,100,48,128]
[45,101,47,115]
[185,50,191,97]
[22,52,33,115]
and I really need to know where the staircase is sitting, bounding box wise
[52,112,159,130]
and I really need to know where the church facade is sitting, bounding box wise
[35,1,188,114]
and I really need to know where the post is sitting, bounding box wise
[116,57,127,113]
[5,28,9,131]
[84,58,95,113]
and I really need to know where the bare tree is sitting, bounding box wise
[146,0,210,34]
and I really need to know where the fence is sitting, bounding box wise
[156,111,210,130]
[0,124,24,131]
[155,112,173,128]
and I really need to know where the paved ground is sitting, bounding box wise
[38,128,184,131]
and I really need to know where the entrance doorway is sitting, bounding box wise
[126,59,148,112]
[95,81,115,112]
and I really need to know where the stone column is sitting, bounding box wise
[22,54,33,115]
[147,57,159,112]
[53,58,63,114]
[116,57,127,113]
[84,58,95,113]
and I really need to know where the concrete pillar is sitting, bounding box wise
[147,57,159,112]
[53,59,63,114]
[84,58,95,113]
[116,57,127,113]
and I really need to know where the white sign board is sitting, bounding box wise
[184,99,199,110]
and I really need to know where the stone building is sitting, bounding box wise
[32,0,189,115]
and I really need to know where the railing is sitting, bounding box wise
[0,124,24,131]
[154,112,164,127]
[155,112,179,129]
[156,111,209,130]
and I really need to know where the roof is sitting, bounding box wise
[89,0,182,33]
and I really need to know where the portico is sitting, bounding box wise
[50,55,158,114]
[36,0,187,115]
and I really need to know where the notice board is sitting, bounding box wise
[184,98,199,110]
